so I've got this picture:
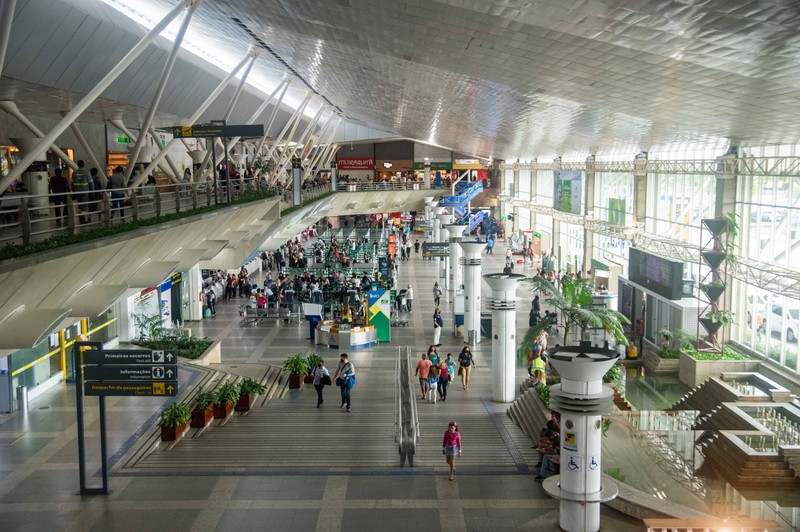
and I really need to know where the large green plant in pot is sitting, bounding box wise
[213,381,240,419]
[283,353,310,389]
[236,378,267,412]
[158,402,190,441]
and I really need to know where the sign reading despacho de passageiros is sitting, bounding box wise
[84,381,177,397]
[422,242,451,257]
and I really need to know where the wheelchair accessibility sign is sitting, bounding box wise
[565,455,581,472]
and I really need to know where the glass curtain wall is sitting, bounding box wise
[518,168,531,201]
[732,144,800,374]
[535,169,554,249]
[559,221,585,274]
[504,168,515,196]
[649,171,716,244]
[593,170,635,274]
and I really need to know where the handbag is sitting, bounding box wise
[336,377,344,387]
[345,375,356,389]
[457,367,463,376]
[321,374,332,386]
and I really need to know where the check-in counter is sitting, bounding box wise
[315,321,378,349]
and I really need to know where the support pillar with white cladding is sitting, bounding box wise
[542,343,620,532]
[459,241,486,345]
[436,213,453,284]
[292,157,302,206]
[445,224,467,302]
[484,273,525,402]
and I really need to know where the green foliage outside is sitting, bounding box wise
[604,467,626,483]
[0,189,275,262]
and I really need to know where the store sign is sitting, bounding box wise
[413,162,453,170]
[454,158,480,165]
[337,157,374,170]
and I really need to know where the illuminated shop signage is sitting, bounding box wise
[336,157,375,170]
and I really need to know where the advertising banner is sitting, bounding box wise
[368,289,391,342]
[607,198,627,225]
[553,170,582,214]
[336,157,374,170]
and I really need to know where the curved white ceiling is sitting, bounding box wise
[7,0,800,159]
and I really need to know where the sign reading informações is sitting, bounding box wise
[84,365,178,382]
[422,242,451,257]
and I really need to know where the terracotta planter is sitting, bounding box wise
[235,394,255,412]
[160,422,187,442]
[289,373,303,389]
[213,401,234,419]
[303,374,314,384]
[190,404,214,428]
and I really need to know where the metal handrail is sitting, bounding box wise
[336,181,429,192]
[397,346,419,466]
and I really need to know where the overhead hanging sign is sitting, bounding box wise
[422,242,450,257]
[171,124,264,138]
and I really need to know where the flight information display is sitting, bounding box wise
[629,248,684,300]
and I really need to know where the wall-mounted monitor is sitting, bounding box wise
[628,248,684,300]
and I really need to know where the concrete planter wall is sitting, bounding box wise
[189,339,222,367]
[643,350,680,374]
[678,353,759,388]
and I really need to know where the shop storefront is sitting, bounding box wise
[375,159,414,182]
[336,157,375,182]
[452,158,487,182]
[414,161,452,184]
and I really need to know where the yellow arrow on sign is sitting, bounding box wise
[167,385,175,394]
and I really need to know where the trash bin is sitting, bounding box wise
[16,385,28,412]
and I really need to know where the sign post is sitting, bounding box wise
[73,345,179,495]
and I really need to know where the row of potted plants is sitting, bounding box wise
[282,352,322,389]
[158,377,267,441]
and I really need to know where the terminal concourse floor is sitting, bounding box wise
[0,238,643,531]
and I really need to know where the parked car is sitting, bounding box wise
[767,304,799,343]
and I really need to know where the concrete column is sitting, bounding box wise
[432,210,441,244]
[542,343,620,532]
[583,155,596,275]
[445,224,468,302]
[436,213,454,284]
[484,273,525,402]
[292,157,302,206]
[424,160,431,188]
[633,152,648,228]
[460,241,486,344]
[330,160,338,192]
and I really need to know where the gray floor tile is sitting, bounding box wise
[115,476,218,501]
[0,437,53,465]
[232,476,325,501]
[0,470,80,503]
[464,507,552,531]
[346,476,437,499]
[215,508,319,531]
[0,510,80,532]
[343,508,440,532]
[90,509,199,532]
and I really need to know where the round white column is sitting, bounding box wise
[484,273,525,402]
[445,224,468,302]
[436,213,454,284]
[542,344,620,532]
[459,241,486,344]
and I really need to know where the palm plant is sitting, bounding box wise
[518,275,629,363]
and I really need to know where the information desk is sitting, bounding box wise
[315,321,378,349]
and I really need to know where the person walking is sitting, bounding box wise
[446,353,456,383]
[49,168,70,223]
[311,359,331,408]
[433,308,443,347]
[486,235,494,255]
[414,239,420,257]
[415,353,433,400]
[458,346,476,390]
[109,166,127,220]
[433,282,442,306]
[405,285,414,311]
[442,421,462,480]
[437,357,450,401]
[333,353,355,412]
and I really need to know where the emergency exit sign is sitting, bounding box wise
[115,136,132,144]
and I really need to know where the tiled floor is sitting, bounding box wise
[0,236,644,531]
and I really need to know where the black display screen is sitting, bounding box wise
[628,248,684,300]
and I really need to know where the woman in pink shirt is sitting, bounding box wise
[442,421,462,480]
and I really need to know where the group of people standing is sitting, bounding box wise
[415,346,478,402]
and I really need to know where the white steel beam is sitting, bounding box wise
[263,92,312,165]
[126,1,198,183]
[301,114,338,181]
[224,76,289,157]
[66,117,108,184]
[305,116,341,179]
[277,105,325,170]
[0,0,188,194]
[254,78,291,160]
[0,101,78,171]
[110,119,180,179]
[0,0,16,76]
[132,48,254,188]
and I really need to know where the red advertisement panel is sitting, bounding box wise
[337,157,374,170]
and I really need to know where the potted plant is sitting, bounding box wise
[304,353,322,383]
[283,353,310,389]
[158,402,190,442]
[700,309,734,335]
[236,378,267,412]
[191,387,215,428]
[213,381,240,419]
